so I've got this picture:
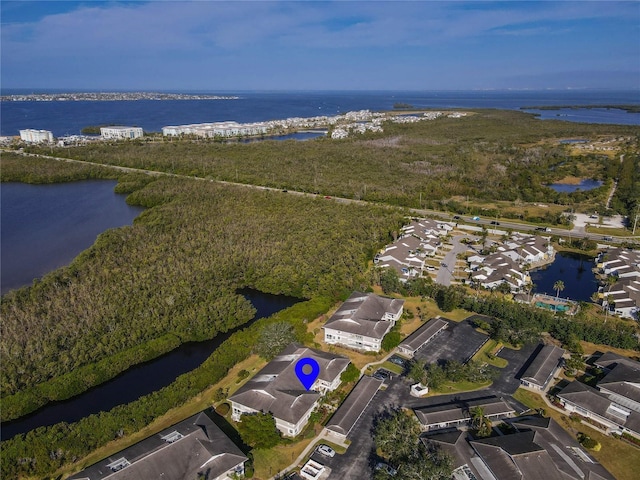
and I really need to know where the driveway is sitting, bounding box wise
[324,376,408,479]
[492,342,539,396]
[436,235,475,286]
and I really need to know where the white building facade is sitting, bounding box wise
[100,126,144,140]
[19,129,54,143]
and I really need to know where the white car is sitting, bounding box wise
[317,444,335,457]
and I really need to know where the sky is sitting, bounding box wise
[1,0,639,91]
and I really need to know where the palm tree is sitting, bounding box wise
[553,280,565,300]
[470,406,485,431]
[590,292,600,305]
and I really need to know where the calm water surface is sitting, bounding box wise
[1,181,143,295]
[530,252,598,302]
[2,90,638,136]
[548,179,603,193]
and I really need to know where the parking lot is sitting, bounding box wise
[307,340,541,478]
[413,318,488,365]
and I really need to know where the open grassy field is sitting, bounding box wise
[513,388,639,480]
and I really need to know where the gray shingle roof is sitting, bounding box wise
[229,344,349,425]
[521,344,565,388]
[325,375,382,436]
[398,317,449,353]
[594,351,640,371]
[69,411,247,480]
[597,363,640,404]
[323,292,404,340]
[413,395,514,427]
[557,381,640,436]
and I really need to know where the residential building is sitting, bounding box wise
[470,253,529,292]
[422,415,615,480]
[397,317,449,357]
[604,278,640,319]
[597,248,640,280]
[229,344,349,437]
[557,352,640,439]
[325,375,383,441]
[322,292,404,352]
[100,126,144,140]
[69,411,247,480]
[520,344,566,391]
[413,395,515,431]
[375,218,450,281]
[19,128,53,143]
[557,380,640,439]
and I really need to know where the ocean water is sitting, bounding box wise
[1,90,639,136]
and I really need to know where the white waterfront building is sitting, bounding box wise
[19,129,54,143]
[100,126,144,140]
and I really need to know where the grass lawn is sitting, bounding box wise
[585,225,636,237]
[512,388,640,480]
[252,436,315,480]
[472,339,508,368]
[428,379,492,396]
[579,340,640,359]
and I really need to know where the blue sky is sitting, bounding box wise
[2,1,639,91]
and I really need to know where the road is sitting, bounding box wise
[436,235,477,286]
[5,149,638,244]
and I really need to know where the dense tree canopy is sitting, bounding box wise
[237,412,282,449]
[1,167,404,419]
[374,409,453,480]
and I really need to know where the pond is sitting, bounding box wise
[547,179,603,193]
[530,252,598,302]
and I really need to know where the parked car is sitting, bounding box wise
[317,444,335,457]
[388,356,407,368]
[373,369,392,381]
[375,462,398,476]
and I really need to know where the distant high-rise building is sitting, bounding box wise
[19,129,54,143]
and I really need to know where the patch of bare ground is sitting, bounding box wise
[359,135,405,147]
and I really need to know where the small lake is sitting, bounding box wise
[530,251,598,302]
[0,289,300,440]
[1,181,143,295]
[548,179,603,193]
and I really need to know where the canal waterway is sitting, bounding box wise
[1,288,300,440]
[530,251,598,302]
[1,180,143,295]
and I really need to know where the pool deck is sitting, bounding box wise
[531,293,579,315]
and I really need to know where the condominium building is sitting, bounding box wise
[100,126,144,140]
[19,129,54,143]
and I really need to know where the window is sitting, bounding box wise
[107,458,131,472]
[161,431,184,443]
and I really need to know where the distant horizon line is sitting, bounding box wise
[3,87,640,95]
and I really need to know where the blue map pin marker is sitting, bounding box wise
[295,357,320,391]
